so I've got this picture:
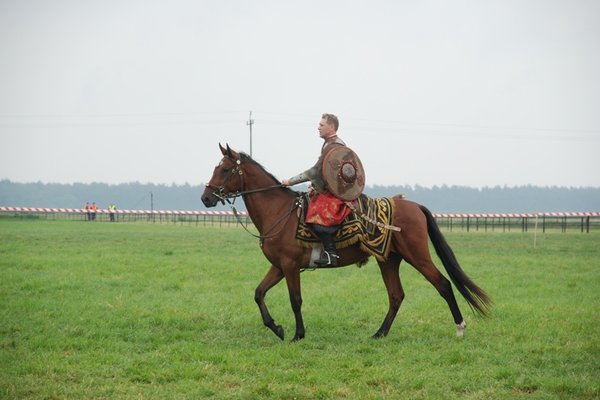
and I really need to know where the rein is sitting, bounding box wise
[207,184,284,203]
[230,196,300,243]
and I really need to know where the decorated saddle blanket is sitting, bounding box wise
[295,193,395,262]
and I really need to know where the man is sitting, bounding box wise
[108,203,117,222]
[91,202,97,221]
[282,113,352,266]
[84,202,91,221]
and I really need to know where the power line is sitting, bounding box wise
[0,110,248,119]
[0,118,246,129]
[1,109,597,142]
[252,110,600,134]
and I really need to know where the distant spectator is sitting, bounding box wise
[91,202,97,221]
[108,203,117,222]
[85,202,91,221]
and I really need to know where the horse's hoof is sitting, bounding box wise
[372,331,386,339]
[275,325,285,341]
[291,334,304,342]
[456,320,466,337]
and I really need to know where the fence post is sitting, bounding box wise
[542,215,546,233]
[586,216,590,233]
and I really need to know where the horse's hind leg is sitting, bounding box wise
[255,265,285,340]
[407,254,466,336]
[374,253,405,338]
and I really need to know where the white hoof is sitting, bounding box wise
[456,320,466,337]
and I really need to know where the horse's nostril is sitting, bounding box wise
[202,194,215,207]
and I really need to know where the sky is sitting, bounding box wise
[1,0,599,188]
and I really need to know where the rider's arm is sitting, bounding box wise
[282,160,319,186]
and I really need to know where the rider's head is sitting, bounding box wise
[319,113,339,139]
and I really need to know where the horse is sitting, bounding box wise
[201,144,491,341]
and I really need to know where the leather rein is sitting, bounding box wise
[205,157,299,242]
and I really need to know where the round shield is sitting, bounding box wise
[322,146,365,201]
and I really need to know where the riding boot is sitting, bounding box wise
[310,224,340,266]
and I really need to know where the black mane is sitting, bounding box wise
[239,153,296,194]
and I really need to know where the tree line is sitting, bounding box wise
[1,179,599,213]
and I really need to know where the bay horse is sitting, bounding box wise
[201,144,491,341]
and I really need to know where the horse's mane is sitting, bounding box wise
[239,152,296,194]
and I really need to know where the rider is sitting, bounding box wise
[281,113,352,266]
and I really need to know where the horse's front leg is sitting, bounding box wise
[255,265,285,340]
[284,268,305,342]
[374,253,404,338]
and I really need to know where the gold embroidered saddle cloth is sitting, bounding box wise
[295,193,395,262]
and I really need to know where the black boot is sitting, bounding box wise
[310,224,340,266]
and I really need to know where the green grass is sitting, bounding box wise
[1,220,599,399]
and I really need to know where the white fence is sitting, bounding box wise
[1,206,599,232]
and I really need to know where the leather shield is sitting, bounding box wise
[322,146,365,201]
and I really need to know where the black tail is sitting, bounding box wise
[420,205,492,316]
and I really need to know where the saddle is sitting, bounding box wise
[295,193,395,262]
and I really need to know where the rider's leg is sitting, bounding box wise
[310,224,340,266]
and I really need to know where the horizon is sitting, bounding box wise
[2,178,600,190]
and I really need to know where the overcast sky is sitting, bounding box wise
[1,0,599,188]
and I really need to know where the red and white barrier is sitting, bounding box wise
[1,206,598,218]
[0,206,244,216]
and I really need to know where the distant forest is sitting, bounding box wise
[1,180,599,213]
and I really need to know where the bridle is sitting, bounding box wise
[204,158,244,204]
[205,156,300,242]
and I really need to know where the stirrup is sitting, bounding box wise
[315,251,339,266]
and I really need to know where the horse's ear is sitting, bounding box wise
[225,144,236,158]
[219,143,237,158]
[219,143,227,155]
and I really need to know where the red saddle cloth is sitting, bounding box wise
[304,192,351,226]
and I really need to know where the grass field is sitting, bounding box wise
[1,220,599,399]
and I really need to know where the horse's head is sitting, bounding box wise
[201,144,244,207]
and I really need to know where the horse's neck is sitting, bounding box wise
[242,173,295,233]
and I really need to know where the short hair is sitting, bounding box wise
[322,113,339,131]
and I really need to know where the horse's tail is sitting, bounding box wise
[420,205,492,316]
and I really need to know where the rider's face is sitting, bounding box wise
[318,118,336,139]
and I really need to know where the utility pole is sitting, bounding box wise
[246,110,254,157]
